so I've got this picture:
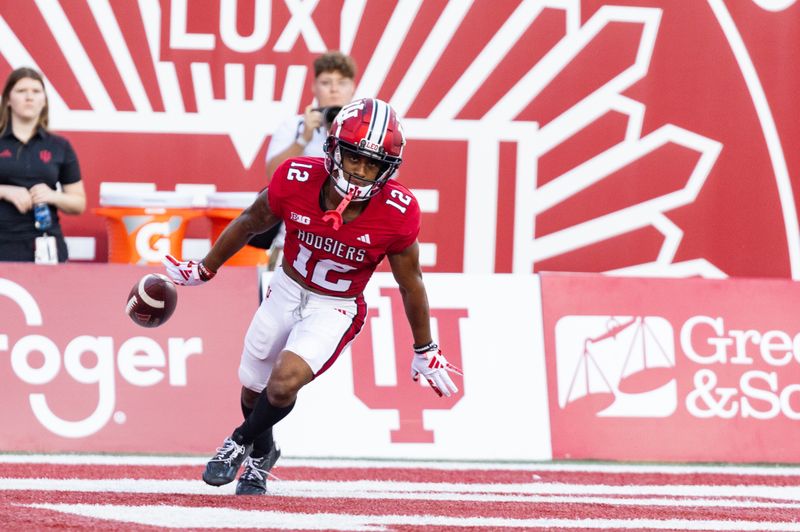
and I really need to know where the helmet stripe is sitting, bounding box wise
[375,100,389,146]
[376,100,389,145]
[366,99,389,149]
[367,99,376,134]
[366,99,378,144]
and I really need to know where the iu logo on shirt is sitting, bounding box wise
[350,286,467,443]
[39,150,51,163]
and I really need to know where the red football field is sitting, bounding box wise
[2,455,800,530]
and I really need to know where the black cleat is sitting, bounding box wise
[202,437,252,487]
[235,443,281,495]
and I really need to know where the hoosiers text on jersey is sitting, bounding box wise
[268,158,420,298]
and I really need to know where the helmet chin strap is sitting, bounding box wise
[322,188,356,230]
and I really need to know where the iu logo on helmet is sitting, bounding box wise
[350,287,467,443]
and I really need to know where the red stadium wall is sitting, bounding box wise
[4,264,800,463]
[0,1,797,278]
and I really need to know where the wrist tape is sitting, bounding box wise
[413,342,438,354]
[197,262,217,282]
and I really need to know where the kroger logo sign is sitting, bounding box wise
[0,279,203,439]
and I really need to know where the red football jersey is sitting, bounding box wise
[267,157,420,297]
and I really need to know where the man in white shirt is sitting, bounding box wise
[265,51,356,176]
[251,51,357,258]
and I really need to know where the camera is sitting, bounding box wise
[315,106,342,129]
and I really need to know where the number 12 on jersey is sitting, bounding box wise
[292,243,356,292]
[287,161,313,182]
[386,189,411,213]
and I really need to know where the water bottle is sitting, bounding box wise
[33,203,52,231]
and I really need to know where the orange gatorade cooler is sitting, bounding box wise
[94,191,204,264]
[206,192,268,266]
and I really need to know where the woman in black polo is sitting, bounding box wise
[0,67,85,262]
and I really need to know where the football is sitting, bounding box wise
[125,273,178,328]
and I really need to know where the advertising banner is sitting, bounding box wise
[542,273,800,463]
[270,272,551,461]
[1,265,550,460]
[0,263,257,453]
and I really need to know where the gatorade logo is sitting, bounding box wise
[123,216,185,264]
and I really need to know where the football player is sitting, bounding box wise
[163,98,462,495]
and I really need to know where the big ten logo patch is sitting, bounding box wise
[554,315,677,418]
[350,287,467,443]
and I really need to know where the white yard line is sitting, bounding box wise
[1,454,799,476]
[3,478,800,503]
[20,503,800,531]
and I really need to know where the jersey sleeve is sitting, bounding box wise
[386,195,421,254]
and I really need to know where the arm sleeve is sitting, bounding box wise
[58,139,81,185]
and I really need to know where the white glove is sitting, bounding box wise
[411,343,463,397]
[162,254,216,286]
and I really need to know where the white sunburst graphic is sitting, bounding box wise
[0,0,313,170]
[0,1,794,276]
[383,2,723,277]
